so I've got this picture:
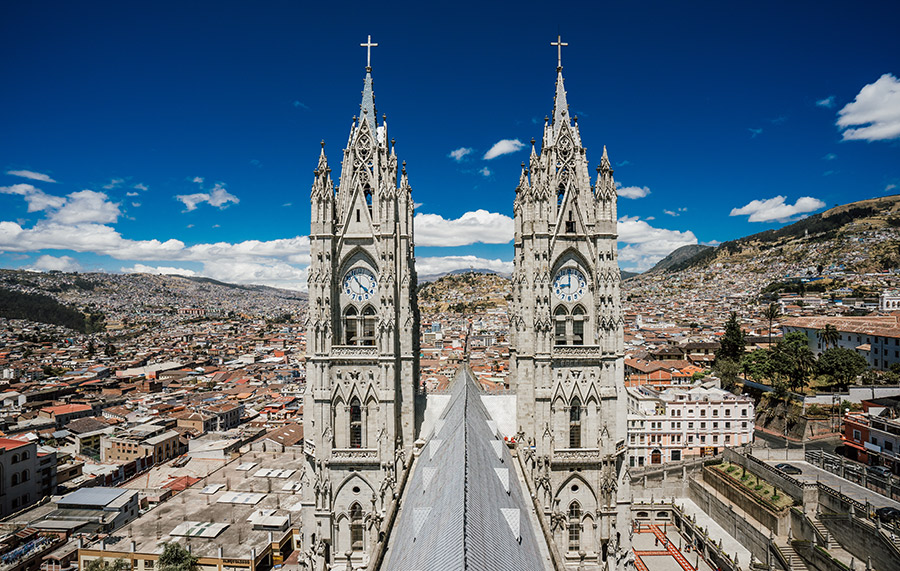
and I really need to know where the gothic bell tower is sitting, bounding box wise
[510,37,632,569]
[303,37,419,569]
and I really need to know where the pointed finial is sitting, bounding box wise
[352,115,357,123]
[320,140,325,148]
[531,137,536,145]
[382,114,386,121]
[596,165,601,174]
[391,138,396,147]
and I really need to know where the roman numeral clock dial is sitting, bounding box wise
[343,267,378,302]
[553,267,586,302]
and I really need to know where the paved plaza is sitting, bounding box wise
[632,523,719,571]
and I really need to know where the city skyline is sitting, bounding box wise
[1,1,898,290]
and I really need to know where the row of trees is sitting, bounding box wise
[715,309,868,394]
[86,544,197,571]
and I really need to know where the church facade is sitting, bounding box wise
[509,46,633,568]
[302,49,420,568]
[302,38,631,570]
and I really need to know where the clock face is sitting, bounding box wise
[553,267,586,302]
[343,267,378,302]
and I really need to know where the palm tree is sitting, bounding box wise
[817,324,840,351]
[762,303,781,347]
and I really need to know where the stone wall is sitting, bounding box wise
[688,479,771,563]
[702,466,787,535]
[818,513,900,571]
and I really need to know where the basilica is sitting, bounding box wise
[301,36,631,570]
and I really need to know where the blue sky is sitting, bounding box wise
[1,1,898,290]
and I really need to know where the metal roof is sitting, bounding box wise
[56,487,127,507]
[381,367,550,570]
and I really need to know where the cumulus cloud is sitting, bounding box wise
[479,167,491,177]
[414,210,513,247]
[103,178,124,190]
[1,184,118,221]
[616,217,699,272]
[483,139,525,160]
[729,195,825,222]
[6,170,56,183]
[28,254,82,272]
[133,183,148,191]
[416,255,513,276]
[617,185,650,199]
[176,183,239,212]
[837,74,900,141]
[448,147,473,161]
[50,190,121,224]
[816,96,836,109]
[122,264,197,277]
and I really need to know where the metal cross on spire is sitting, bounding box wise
[551,34,568,69]
[361,35,378,70]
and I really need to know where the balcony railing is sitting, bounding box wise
[329,448,380,466]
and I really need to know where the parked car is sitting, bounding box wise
[775,463,802,475]
[868,466,893,479]
[876,506,900,522]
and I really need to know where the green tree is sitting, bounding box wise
[817,324,840,350]
[104,343,116,357]
[158,543,199,571]
[817,347,867,389]
[741,348,775,383]
[86,339,95,357]
[85,559,130,571]
[762,303,781,347]
[714,358,741,392]
[772,332,816,392]
[716,311,746,363]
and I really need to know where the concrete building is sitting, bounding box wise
[0,438,45,518]
[626,385,754,467]
[782,315,900,370]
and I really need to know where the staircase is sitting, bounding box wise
[774,541,810,571]
[811,515,833,549]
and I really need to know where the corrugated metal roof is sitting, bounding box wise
[57,487,127,507]
[381,368,549,570]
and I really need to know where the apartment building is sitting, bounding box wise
[626,384,754,467]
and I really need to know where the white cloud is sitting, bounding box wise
[1,183,38,196]
[837,73,900,141]
[887,183,897,192]
[26,190,66,212]
[416,255,513,276]
[49,190,121,224]
[663,209,678,217]
[133,183,148,191]
[816,96,836,109]
[616,216,698,272]
[192,176,204,184]
[479,167,491,177]
[822,153,837,161]
[176,183,239,212]
[483,139,525,160]
[132,202,141,207]
[28,254,82,272]
[122,264,197,277]
[6,170,56,183]
[617,185,650,199]
[729,195,825,222]
[748,128,763,138]
[126,192,139,197]
[103,178,124,190]
[414,210,513,247]
[448,147,473,161]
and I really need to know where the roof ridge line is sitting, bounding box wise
[462,373,469,568]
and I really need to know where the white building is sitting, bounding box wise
[626,384,754,467]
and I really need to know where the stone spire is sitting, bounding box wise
[551,69,570,132]
[360,70,377,132]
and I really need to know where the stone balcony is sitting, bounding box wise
[329,448,380,466]
[551,345,604,359]
[552,447,601,467]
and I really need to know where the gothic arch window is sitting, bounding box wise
[11,454,19,464]
[21,451,28,461]
[568,501,581,551]
[344,307,359,345]
[572,305,585,345]
[364,184,373,214]
[554,306,568,346]
[362,306,376,346]
[350,502,364,551]
[349,398,362,449]
[569,397,582,449]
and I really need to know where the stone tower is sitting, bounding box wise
[509,41,632,569]
[303,43,419,569]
